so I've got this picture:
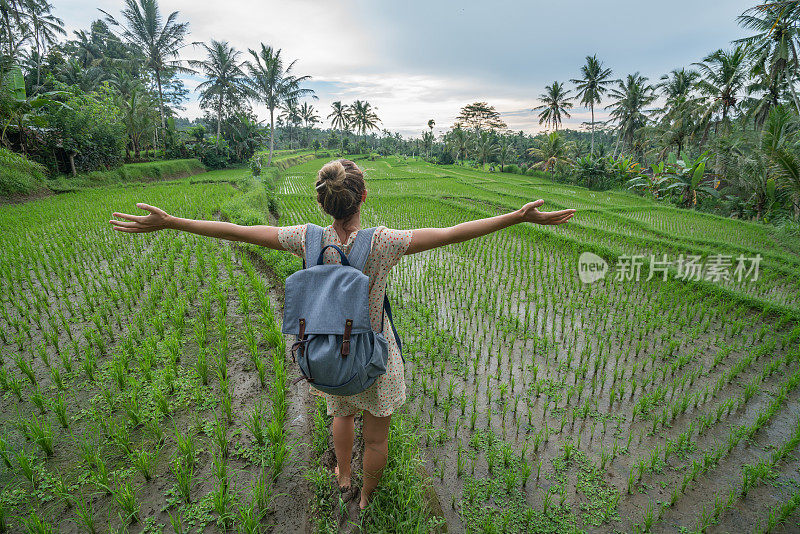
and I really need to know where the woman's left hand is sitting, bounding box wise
[519,199,576,225]
[110,203,172,233]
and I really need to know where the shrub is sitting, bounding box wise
[41,85,125,174]
[502,164,520,174]
[437,151,455,165]
[0,148,48,197]
[192,138,233,169]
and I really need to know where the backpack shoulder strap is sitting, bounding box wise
[348,226,377,272]
[304,223,324,268]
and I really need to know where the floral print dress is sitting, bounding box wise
[277,224,412,417]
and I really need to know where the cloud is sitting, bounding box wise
[55,0,754,137]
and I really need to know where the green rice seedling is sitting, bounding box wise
[91,456,113,495]
[168,510,185,534]
[221,388,233,423]
[59,348,72,374]
[121,395,142,427]
[172,458,193,503]
[37,344,50,368]
[130,445,159,481]
[642,500,655,532]
[14,354,35,385]
[236,497,264,534]
[542,490,553,517]
[111,359,127,391]
[213,411,229,457]
[152,388,169,416]
[519,459,532,487]
[255,357,268,387]
[0,437,11,468]
[82,347,96,382]
[196,347,209,385]
[271,440,288,480]
[28,414,54,456]
[17,449,35,487]
[174,426,196,466]
[114,481,140,524]
[20,511,53,534]
[108,419,132,455]
[212,481,234,531]
[29,386,47,414]
[244,400,266,446]
[251,469,273,513]
[52,473,74,509]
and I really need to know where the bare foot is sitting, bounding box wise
[334,465,351,490]
[359,494,369,510]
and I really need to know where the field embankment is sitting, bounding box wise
[1,153,207,203]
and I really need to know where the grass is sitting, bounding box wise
[0,147,48,197]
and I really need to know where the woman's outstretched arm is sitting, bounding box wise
[109,203,286,250]
[406,199,575,255]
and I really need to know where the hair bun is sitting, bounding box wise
[316,160,347,191]
[315,159,366,219]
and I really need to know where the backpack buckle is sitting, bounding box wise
[341,319,353,357]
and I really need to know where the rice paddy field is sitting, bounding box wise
[1,156,800,533]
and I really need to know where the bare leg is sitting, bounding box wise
[360,411,391,509]
[332,414,355,488]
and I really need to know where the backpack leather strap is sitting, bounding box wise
[341,319,353,357]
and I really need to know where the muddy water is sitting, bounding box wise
[387,226,800,533]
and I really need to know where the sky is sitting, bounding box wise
[55,0,757,137]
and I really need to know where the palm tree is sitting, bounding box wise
[246,43,315,165]
[188,40,249,144]
[279,98,302,149]
[115,80,156,160]
[528,131,573,173]
[497,135,515,171]
[474,130,497,169]
[534,81,573,131]
[448,125,469,164]
[606,73,657,155]
[693,46,748,136]
[22,0,64,90]
[571,55,615,155]
[422,130,434,160]
[658,68,700,111]
[656,69,702,157]
[299,102,318,147]
[327,101,350,154]
[349,100,381,149]
[101,0,192,132]
[0,0,27,59]
[427,118,435,158]
[737,2,800,112]
[762,105,800,219]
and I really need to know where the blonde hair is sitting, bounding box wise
[315,159,365,219]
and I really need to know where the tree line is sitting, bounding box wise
[2,0,799,226]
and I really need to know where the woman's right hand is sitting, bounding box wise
[110,203,172,233]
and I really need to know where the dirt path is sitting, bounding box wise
[224,235,317,533]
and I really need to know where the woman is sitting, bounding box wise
[110,158,575,510]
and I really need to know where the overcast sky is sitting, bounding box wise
[56,0,756,137]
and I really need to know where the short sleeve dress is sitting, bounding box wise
[277,224,413,417]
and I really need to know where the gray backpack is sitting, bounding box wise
[282,224,403,396]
